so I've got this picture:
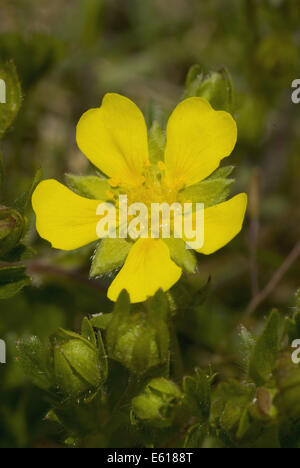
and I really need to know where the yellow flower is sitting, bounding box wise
[32,93,247,303]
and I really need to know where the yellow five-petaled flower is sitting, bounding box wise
[32,93,247,303]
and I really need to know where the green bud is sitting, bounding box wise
[0,205,24,257]
[52,328,105,398]
[185,66,233,112]
[274,350,300,421]
[131,377,182,428]
[106,290,170,374]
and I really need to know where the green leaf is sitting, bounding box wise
[163,238,197,273]
[249,310,283,386]
[236,325,256,375]
[65,174,111,200]
[184,423,208,448]
[90,238,131,277]
[16,336,52,391]
[0,265,31,299]
[148,121,165,166]
[178,177,234,207]
[183,368,213,422]
[0,61,22,139]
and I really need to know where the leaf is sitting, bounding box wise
[184,423,208,448]
[236,325,256,375]
[249,310,283,386]
[90,238,131,277]
[65,174,110,200]
[183,368,213,422]
[211,380,256,435]
[16,336,52,391]
[0,61,22,139]
[0,265,31,299]
[163,238,197,273]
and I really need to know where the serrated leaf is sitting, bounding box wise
[178,177,234,207]
[163,238,197,273]
[0,265,30,299]
[16,336,52,391]
[65,174,110,200]
[0,61,22,139]
[249,310,283,386]
[90,238,131,277]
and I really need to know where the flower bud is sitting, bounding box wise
[0,205,24,257]
[52,329,105,398]
[106,291,170,374]
[131,377,182,427]
[185,66,233,112]
[274,350,300,421]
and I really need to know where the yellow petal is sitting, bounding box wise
[164,97,237,188]
[108,238,182,303]
[76,93,149,186]
[193,193,248,255]
[32,180,101,250]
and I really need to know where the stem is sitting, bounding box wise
[244,240,300,318]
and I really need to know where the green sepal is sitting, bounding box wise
[184,66,234,112]
[163,238,197,273]
[249,310,283,386]
[148,121,165,167]
[183,368,214,422]
[0,205,25,258]
[184,423,208,448]
[65,174,111,200]
[90,313,113,330]
[90,238,131,277]
[131,377,182,428]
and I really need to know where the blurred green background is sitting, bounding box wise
[0,0,300,447]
